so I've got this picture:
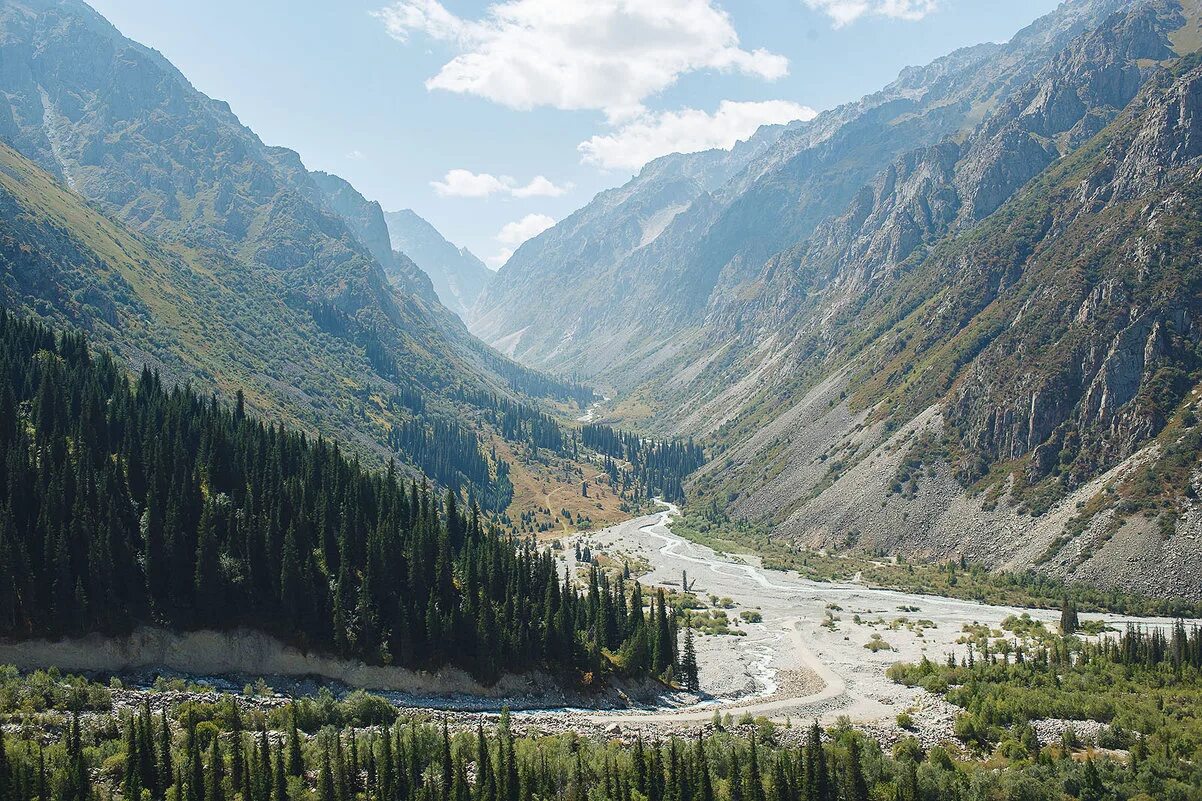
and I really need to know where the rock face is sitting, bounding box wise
[481,0,1202,598]
[384,209,493,323]
[472,0,1131,380]
[310,173,440,307]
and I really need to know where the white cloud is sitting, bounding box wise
[345,149,366,161]
[430,169,570,198]
[486,249,512,269]
[510,175,569,198]
[578,100,816,171]
[496,213,556,246]
[373,0,788,120]
[431,169,509,197]
[486,212,556,267]
[804,0,937,27]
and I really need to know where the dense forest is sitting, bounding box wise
[580,425,705,504]
[0,313,686,682]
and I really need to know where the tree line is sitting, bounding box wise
[0,312,683,682]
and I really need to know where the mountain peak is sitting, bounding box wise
[384,209,493,323]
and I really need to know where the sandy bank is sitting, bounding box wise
[0,626,629,708]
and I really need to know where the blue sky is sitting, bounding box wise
[87,0,1061,267]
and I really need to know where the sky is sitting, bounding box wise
[86,0,1062,269]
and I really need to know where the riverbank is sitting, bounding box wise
[561,502,1202,741]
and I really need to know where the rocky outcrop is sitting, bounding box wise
[590,1,1202,599]
[310,172,440,306]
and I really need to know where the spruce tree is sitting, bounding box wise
[205,737,225,801]
[681,625,699,692]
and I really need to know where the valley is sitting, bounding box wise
[9,501,1194,747]
[3,0,1202,797]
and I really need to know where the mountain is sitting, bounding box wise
[309,172,441,308]
[384,209,493,322]
[477,0,1202,599]
[471,128,797,366]
[472,0,1130,379]
[0,312,668,681]
[0,0,591,514]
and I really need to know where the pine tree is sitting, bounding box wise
[205,737,225,801]
[746,736,765,801]
[844,737,867,801]
[804,722,828,801]
[681,624,699,692]
[694,738,713,801]
[1060,597,1079,635]
[287,706,304,777]
[272,745,289,801]
[318,747,336,801]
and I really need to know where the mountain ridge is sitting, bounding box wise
[473,0,1202,599]
[383,208,493,323]
[0,0,595,516]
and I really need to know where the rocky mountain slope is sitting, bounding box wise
[472,0,1130,380]
[481,0,1202,598]
[697,1,1202,600]
[0,0,587,510]
[384,209,493,323]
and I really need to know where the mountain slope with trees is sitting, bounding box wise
[0,312,689,682]
[477,0,1202,599]
[0,0,612,517]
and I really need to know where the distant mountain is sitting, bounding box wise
[472,0,1131,377]
[476,0,1202,599]
[0,0,586,510]
[385,209,493,322]
[309,172,440,307]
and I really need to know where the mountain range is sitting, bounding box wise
[2,0,1201,600]
[0,0,599,519]
[474,0,1202,599]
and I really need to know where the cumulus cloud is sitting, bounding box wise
[431,169,569,198]
[373,0,788,120]
[496,213,556,246]
[486,249,512,269]
[509,175,569,198]
[430,169,509,198]
[804,0,938,27]
[578,100,816,171]
[485,212,556,267]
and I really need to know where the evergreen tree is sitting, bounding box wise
[1060,597,1079,635]
[681,625,699,692]
[204,738,224,801]
[0,315,663,682]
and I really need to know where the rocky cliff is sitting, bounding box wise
[688,2,1202,599]
[472,0,1131,384]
